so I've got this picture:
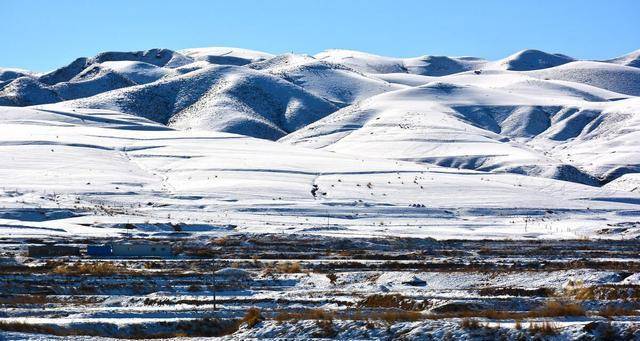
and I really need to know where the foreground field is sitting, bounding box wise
[0,235,639,339]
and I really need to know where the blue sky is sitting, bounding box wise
[2,0,639,72]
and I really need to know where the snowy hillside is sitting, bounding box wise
[282,76,640,185]
[1,105,639,240]
[64,65,338,140]
[1,46,640,183]
[603,49,640,68]
[315,49,488,76]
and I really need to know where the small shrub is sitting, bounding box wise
[529,321,559,335]
[52,262,124,276]
[276,261,302,273]
[241,308,263,328]
[514,319,522,330]
[211,236,228,246]
[460,318,481,329]
[598,305,639,318]
[359,294,424,310]
[326,272,338,285]
[535,301,585,317]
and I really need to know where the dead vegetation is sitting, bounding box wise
[459,318,481,329]
[359,294,427,310]
[326,272,338,284]
[0,295,101,306]
[0,318,240,338]
[241,308,263,328]
[477,287,555,297]
[598,305,640,318]
[274,308,422,324]
[535,300,585,317]
[275,261,302,273]
[52,262,127,276]
[528,321,559,335]
[564,280,640,300]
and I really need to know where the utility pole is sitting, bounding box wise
[212,261,217,312]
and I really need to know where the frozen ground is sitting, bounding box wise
[0,236,639,339]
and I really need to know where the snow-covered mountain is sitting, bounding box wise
[62,65,338,140]
[281,81,639,185]
[1,46,640,189]
[603,49,640,68]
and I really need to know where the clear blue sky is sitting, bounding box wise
[2,0,639,72]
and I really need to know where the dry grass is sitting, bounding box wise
[241,308,263,328]
[275,308,422,324]
[528,321,559,335]
[359,294,426,310]
[52,262,126,276]
[275,261,302,273]
[598,305,640,318]
[211,236,229,246]
[564,281,640,300]
[314,319,336,338]
[0,319,239,338]
[275,309,334,323]
[0,295,100,306]
[459,318,481,329]
[477,287,555,297]
[326,273,338,285]
[535,301,585,317]
[0,295,48,305]
[426,300,584,320]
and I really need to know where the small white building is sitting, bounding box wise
[110,243,172,257]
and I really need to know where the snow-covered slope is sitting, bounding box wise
[0,67,39,88]
[62,65,338,140]
[2,105,639,240]
[526,61,640,96]
[249,53,404,104]
[604,173,640,193]
[315,49,487,76]
[282,80,640,185]
[179,47,273,65]
[604,49,640,68]
[0,49,196,106]
[0,77,61,106]
[39,49,190,86]
[486,49,574,71]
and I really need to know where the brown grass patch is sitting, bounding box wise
[275,261,302,273]
[564,282,640,300]
[52,262,126,276]
[459,318,481,329]
[598,305,640,318]
[528,321,559,335]
[478,287,555,297]
[241,308,263,328]
[359,294,426,310]
[535,301,585,317]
